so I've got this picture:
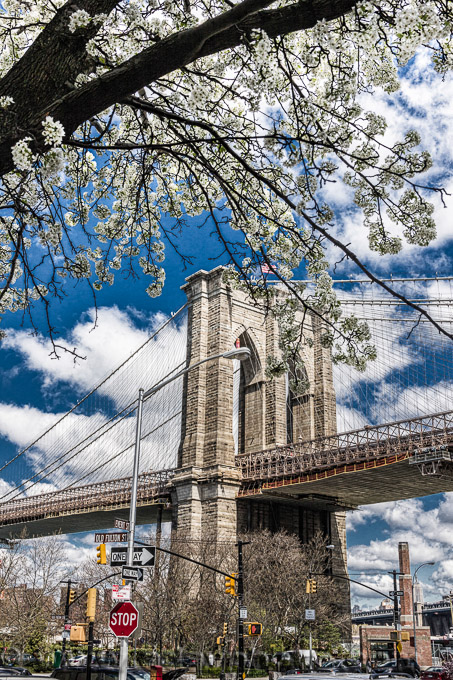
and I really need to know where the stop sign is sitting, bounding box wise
[109,601,139,637]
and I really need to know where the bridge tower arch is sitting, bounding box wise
[171,267,346,580]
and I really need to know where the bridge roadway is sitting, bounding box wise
[1,411,453,538]
[352,601,452,636]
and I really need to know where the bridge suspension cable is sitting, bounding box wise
[0,305,188,501]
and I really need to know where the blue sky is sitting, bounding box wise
[1,48,453,609]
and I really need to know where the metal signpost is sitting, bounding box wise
[118,346,251,680]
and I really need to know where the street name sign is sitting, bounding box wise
[109,601,139,638]
[110,545,155,567]
[94,532,128,543]
[112,584,131,601]
[389,590,404,597]
[122,566,144,582]
[114,518,130,531]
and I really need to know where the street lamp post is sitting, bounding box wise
[412,562,434,665]
[118,346,252,680]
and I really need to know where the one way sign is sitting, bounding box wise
[110,546,155,568]
[122,566,144,581]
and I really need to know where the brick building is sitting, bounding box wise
[359,543,432,668]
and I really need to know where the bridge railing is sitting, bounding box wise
[237,410,453,481]
[0,470,174,524]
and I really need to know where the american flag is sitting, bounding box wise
[260,263,273,274]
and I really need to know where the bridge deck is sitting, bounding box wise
[1,411,453,537]
[237,410,453,505]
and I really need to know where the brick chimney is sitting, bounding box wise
[398,542,414,627]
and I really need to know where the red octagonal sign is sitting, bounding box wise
[109,601,139,638]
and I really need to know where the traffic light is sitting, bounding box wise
[248,622,262,636]
[68,589,76,604]
[225,573,237,596]
[96,543,106,565]
[86,588,97,621]
[305,579,317,594]
[223,622,228,636]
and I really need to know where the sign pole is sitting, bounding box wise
[237,540,244,680]
[61,579,71,667]
[119,388,144,680]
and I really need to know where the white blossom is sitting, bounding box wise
[42,116,65,146]
[11,137,35,171]
[68,9,91,32]
[0,95,13,108]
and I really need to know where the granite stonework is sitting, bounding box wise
[171,267,349,612]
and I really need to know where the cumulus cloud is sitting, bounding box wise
[2,306,170,394]
[0,306,187,497]
[347,494,453,608]
[323,48,453,271]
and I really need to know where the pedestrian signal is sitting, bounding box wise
[96,543,107,565]
[225,573,237,596]
[68,589,76,604]
[216,636,224,646]
[248,622,262,636]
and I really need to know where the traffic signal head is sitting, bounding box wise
[248,622,262,636]
[86,587,97,621]
[96,543,106,565]
[223,622,228,635]
[305,579,317,594]
[68,589,76,604]
[225,573,237,596]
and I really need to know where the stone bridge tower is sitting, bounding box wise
[171,267,346,583]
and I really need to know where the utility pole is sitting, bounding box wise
[237,540,244,680]
[119,388,144,680]
[308,577,313,672]
[61,580,72,667]
[86,620,94,680]
[390,570,401,666]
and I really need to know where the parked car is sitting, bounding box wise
[0,669,32,677]
[68,657,88,668]
[373,659,420,678]
[284,670,304,675]
[420,668,447,680]
[321,660,362,674]
[52,667,150,680]
[175,657,197,667]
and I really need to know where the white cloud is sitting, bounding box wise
[2,306,152,393]
[347,493,453,608]
[0,306,187,497]
[324,48,453,270]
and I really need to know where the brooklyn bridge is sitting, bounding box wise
[0,267,452,588]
